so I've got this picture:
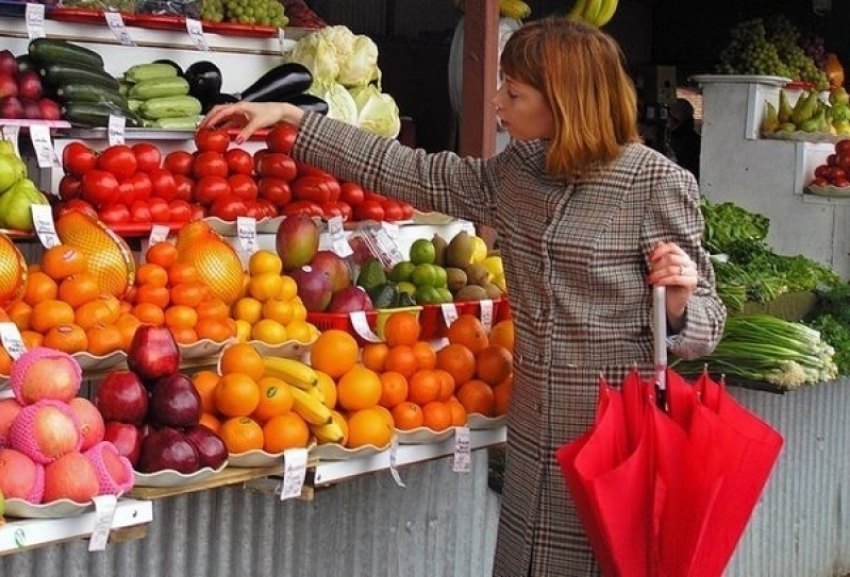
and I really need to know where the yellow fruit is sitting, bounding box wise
[278,275,298,300]
[248,273,284,302]
[286,320,317,344]
[232,296,263,324]
[262,298,294,326]
[252,318,288,344]
[470,236,488,264]
[248,250,282,276]
[482,255,504,277]
[234,319,252,342]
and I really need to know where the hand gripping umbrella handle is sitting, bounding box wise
[653,285,668,393]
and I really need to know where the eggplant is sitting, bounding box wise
[185,61,224,113]
[153,59,184,77]
[239,63,313,103]
[202,92,239,113]
[284,93,329,115]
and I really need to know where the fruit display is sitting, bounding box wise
[804,138,850,189]
[0,47,62,121]
[198,0,289,28]
[761,86,850,138]
[0,140,49,231]
[565,0,618,28]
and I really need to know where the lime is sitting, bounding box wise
[435,287,454,303]
[409,238,436,265]
[397,281,417,296]
[411,263,438,287]
[414,284,441,304]
[389,260,416,283]
[432,265,448,288]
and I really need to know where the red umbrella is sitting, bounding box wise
[556,287,784,577]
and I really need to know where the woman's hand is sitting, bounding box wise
[200,102,305,144]
[646,241,698,333]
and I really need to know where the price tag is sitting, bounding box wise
[388,437,405,487]
[280,448,308,500]
[31,204,60,248]
[327,216,353,257]
[0,322,26,360]
[148,225,170,246]
[237,216,257,255]
[440,302,459,328]
[29,124,59,168]
[350,309,381,343]
[0,125,20,157]
[373,226,405,269]
[88,494,118,551]
[452,426,471,473]
[104,11,134,46]
[185,18,211,52]
[108,115,126,146]
[25,3,46,39]
[278,27,288,55]
[479,299,494,331]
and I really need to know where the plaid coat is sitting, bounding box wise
[294,113,727,576]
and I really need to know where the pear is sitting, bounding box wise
[0,178,48,231]
[0,152,25,194]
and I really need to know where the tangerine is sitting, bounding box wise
[135,263,168,288]
[192,370,220,414]
[488,319,515,352]
[199,412,222,432]
[75,299,120,330]
[232,296,263,324]
[411,340,437,370]
[115,313,142,349]
[170,283,205,308]
[251,319,288,344]
[0,346,12,376]
[164,304,198,329]
[219,342,265,380]
[85,323,124,356]
[435,343,476,386]
[493,374,513,416]
[30,299,75,333]
[218,416,264,454]
[58,273,100,308]
[434,368,456,401]
[383,344,418,379]
[197,299,230,320]
[7,300,31,330]
[214,372,261,418]
[382,311,421,347]
[286,320,317,344]
[421,400,452,431]
[133,302,165,326]
[23,271,58,306]
[407,369,442,406]
[167,262,200,287]
[145,241,178,268]
[310,329,359,379]
[21,330,43,350]
[262,412,310,452]
[248,273,284,302]
[361,342,390,373]
[378,371,409,409]
[346,407,393,448]
[42,322,88,354]
[446,397,468,426]
[261,298,294,326]
[41,245,87,281]
[248,250,283,276]
[252,376,295,423]
[475,345,513,385]
[196,317,234,342]
[278,275,298,300]
[337,365,382,411]
[170,325,198,345]
[456,379,496,416]
[447,314,489,354]
[391,401,424,431]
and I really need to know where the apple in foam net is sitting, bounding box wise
[95,370,150,425]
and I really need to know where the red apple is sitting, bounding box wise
[0,96,23,119]
[127,325,181,388]
[20,97,41,120]
[0,74,17,99]
[37,98,61,121]
[0,50,18,78]
[103,421,144,467]
[95,370,149,425]
[17,71,42,101]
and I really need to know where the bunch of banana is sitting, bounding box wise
[567,0,618,27]
[452,0,532,21]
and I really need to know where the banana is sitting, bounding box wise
[567,0,587,21]
[310,420,346,445]
[582,0,604,25]
[289,385,333,426]
[263,357,319,391]
[499,0,531,20]
[307,384,327,406]
[594,0,618,27]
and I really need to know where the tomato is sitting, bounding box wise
[210,194,246,221]
[173,174,194,202]
[193,175,231,206]
[195,128,231,153]
[398,201,414,220]
[243,200,265,220]
[282,200,323,218]
[257,177,291,207]
[354,199,385,221]
[255,198,278,218]
[56,199,97,220]
[81,170,120,208]
[256,152,298,182]
[58,174,81,201]
[815,164,832,179]
[62,142,98,177]
[339,182,364,206]
[131,143,162,173]
[189,203,205,221]
[828,153,838,167]
[321,200,353,221]
[225,148,254,175]
[126,172,152,202]
[836,139,850,155]
[830,167,847,182]
[228,173,259,202]
[833,177,850,188]
[148,197,171,222]
[381,199,404,222]
[98,203,130,225]
[164,150,194,176]
[193,151,229,179]
[291,174,341,203]
[149,168,177,201]
[811,176,830,187]
[266,123,298,155]
[297,163,326,177]
[118,179,136,206]
[129,200,152,223]
[253,148,270,168]
[837,153,850,171]
[98,144,137,180]
[168,199,193,222]
[363,189,387,202]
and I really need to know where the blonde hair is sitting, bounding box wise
[500,17,640,179]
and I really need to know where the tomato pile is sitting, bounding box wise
[55,125,415,224]
[809,139,850,188]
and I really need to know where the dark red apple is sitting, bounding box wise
[310,250,352,294]
[0,50,17,78]
[138,426,200,474]
[95,370,150,425]
[37,98,61,121]
[290,265,333,312]
[0,96,23,119]
[103,421,144,467]
[127,325,181,387]
[326,286,374,313]
[20,97,41,120]
[17,71,42,101]
[0,74,17,99]
[183,425,228,470]
[148,372,202,428]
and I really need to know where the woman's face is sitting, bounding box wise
[493,75,554,141]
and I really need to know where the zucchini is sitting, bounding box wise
[62,101,142,128]
[124,62,180,84]
[148,116,200,130]
[28,38,104,71]
[41,63,120,92]
[55,84,129,109]
[139,95,202,120]
[128,76,190,101]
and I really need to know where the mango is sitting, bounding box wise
[275,215,319,272]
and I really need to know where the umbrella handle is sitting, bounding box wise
[653,285,668,392]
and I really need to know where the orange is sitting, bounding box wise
[374,405,394,428]
[435,343,477,386]
[346,407,393,448]
[164,305,198,329]
[262,412,310,452]
[407,369,442,406]
[21,330,43,350]
[199,412,222,432]
[232,296,263,324]
[315,370,338,410]
[42,322,88,354]
[383,344,418,379]
[488,319,514,352]
[85,323,124,356]
[251,319,288,344]
[382,311,421,347]
[493,374,513,416]
[447,314,489,354]
[391,401,424,431]
[7,300,32,330]
[421,401,452,432]
[96,294,122,319]
[170,325,198,345]
[197,299,230,320]
[411,340,437,370]
[252,376,295,423]
[361,342,390,373]
[456,379,496,416]
[192,370,220,414]
[219,342,265,380]
[218,416,264,454]
[135,263,168,288]
[75,299,120,330]
[214,372,261,418]
[58,273,100,308]
[278,275,298,300]
[434,368,456,401]
[248,250,283,276]
[145,241,179,268]
[133,302,165,326]
[23,271,58,306]
[446,397,468,426]
[475,345,513,385]
[261,298,294,326]
[286,320,317,344]
[196,317,235,342]
[167,262,200,287]
[0,346,12,376]
[170,282,205,308]
[247,273,284,302]
[41,245,87,281]
[378,371,409,409]
[336,365,382,411]
[290,296,307,322]
[30,299,75,333]
[310,329,359,379]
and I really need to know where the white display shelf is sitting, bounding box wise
[312,426,506,486]
[0,498,153,556]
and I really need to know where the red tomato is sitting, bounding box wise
[149,168,177,201]
[256,152,298,181]
[354,199,385,221]
[339,182,365,206]
[118,179,136,206]
[193,151,229,179]
[837,153,850,171]
[836,139,850,155]
[195,128,231,153]
[62,142,98,177]
[131,143,162,173]
[291,174,341,203]
[830,167,847,181]
[56,199,97,220]
[258,177,292,207]
[381,199,404,222]
[255,198,278,218]
[828,153,838,167]
[148,197,171,222]
[833,177,850,188]
[173,174,194,203]
[189,203,205,221]
[321,200,352,221]
[98,145,137,180]
[126,172,152,202]
[265,123,298,155]
[210,195,247,221]
[815,164,832,179]
[399,201,414,220]
[363,189,387,202]
[168,199,193,222]
[296,163,326,177]
[58,174,81,201]
[282,200,323,218]
[98,203,130,225]
[225,148,254,175]
[243,200,265,220]
[193,175,231,206]
[228,173,259,202]
[164,150,194,176]
[253,148,270,168]
[811,176,830,187]
[81,170,120,208]
[129,200,152,223]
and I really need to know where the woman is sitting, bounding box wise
[202,16,726,576]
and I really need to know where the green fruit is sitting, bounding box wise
[389,260,416,283]
[433,265,448,288]
[356,257,388,292]
[0,178,47,231]
[411,263,438,287]
[409,238,436,265]
[397,281,417,296]
[0,153,25,194]
[0,140,15,156]
[435,287,454,303]
[414,284,441,304]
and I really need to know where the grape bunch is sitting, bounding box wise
[200,0,288,27]
[199,0,224,23]
[801,33,827,71]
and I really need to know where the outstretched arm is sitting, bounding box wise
[200,102,306,143]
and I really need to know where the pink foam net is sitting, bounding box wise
[9,399,82,464]
[84,441,135,496]
[0,448,45,503]
[10,347,82,406]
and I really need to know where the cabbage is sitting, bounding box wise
[287,25,381,88]
[287,31,340,83]
[350,85,401,138]
[338,35,380,88]
[309,80,359,125]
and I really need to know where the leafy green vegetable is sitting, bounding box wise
[807,314,850,376]
[701,197,769,254]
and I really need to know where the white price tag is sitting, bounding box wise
[0,125,20,157]
[452,426,472,473]
[107,115,126,146]
[328,216,353,257]
[237,216,257,255]
[0,322,26,360]
[349,309,381,343]
[88,494,118,551]
[479,299,494,331]
[25,3,46,39]
[31,204,60,248]
[388,437,405,488]
[104,11,134,45]
[185,18,210,52]
[280,448,308,500]
[29,124,59,168]
[440,302,460,328]
[278,27,288,55]
[373,226,405,269]
[148,225,170,247]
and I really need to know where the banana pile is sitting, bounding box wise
[452,0,532,21]
[262,357,345,445]
[567,0,618,27]
[121,63,203,130]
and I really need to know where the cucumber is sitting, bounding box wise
[28,38,104,71]
[55,84,129,109]
[62,101,142,128]
[138,95,202,120]
[128,76,189,101]
[124,62,180,84]
[41,63,120,92]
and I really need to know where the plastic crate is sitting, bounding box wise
[419,298,512,341]
[307,306,422,345]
